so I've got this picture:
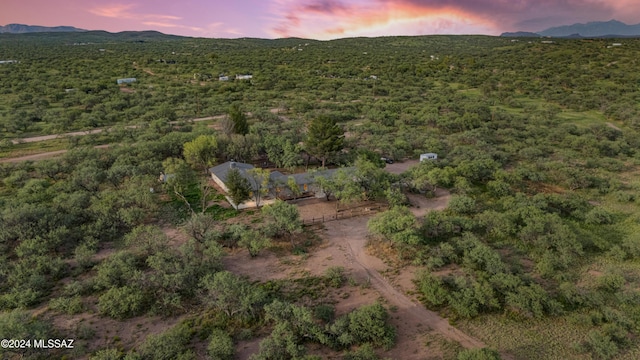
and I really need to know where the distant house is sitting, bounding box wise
[218,75,229,81]
[0,60,17,64]
[420,153,438,161]
[235,74,253,80]
[117,78,136,85]
[158,172,176,183]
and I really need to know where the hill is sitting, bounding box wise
[0,23,86,33]
[538,19,640,37]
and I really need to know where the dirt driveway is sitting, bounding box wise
[314,217,487,359]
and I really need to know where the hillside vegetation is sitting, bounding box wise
[1,33,640,359]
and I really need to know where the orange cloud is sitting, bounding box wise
[269,0,626,39]
[270,0,498,38]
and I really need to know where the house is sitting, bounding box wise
[117,78,136,85]
[209,161,349,208]
[420,153,438,161]
[209,161,255,192]
[235,74,253,80]
[158,172,176,183]
[218,75,229,81]
[0,60,17,64]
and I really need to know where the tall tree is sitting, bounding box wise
[226,168,251,208]
[228,103,249,135]
[246,168,270,208]
[183,135,218,175]
[305,115,344,168]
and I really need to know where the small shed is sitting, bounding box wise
[420,153,438,161]
[117,78,136,85]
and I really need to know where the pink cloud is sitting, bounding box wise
[267,0,637,39]
[88,3,181,21]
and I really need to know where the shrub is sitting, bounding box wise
[597,273,625,293]
[415,271,448,307]
[457,348,501,360]
[343,343,380,360]
[207,328,234,360]
[314,304,335,323]
[90,348,123,360]
[137,322,194,360]
[98,286,146,319]
[325,266,346,288]
[49,295,84,315]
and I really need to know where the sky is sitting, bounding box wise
[2,0,640,40]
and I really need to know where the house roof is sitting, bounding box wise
[209,161,254,184]
[210,161,352,189]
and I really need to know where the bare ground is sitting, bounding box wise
[225,189,503,360]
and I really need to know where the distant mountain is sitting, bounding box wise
[502,20,640,38]
[500,31,540,38]
[539,20,640,37]
[0,24,86,34]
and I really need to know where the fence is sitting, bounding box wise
[302,203,388,225]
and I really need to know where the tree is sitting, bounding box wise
[287,176,302,199]
[201,271,266,321]
[367,207,421,247]
[182,213,218,243]
[262,200,303,246]
[183,135,218,174]
[246,168,270,208]
[306,115,344,168]
[228,103,249,135]
[231,224,270,257]
[226,168,251,208]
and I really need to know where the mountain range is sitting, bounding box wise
[0,24,86,34]
[2,20,640,39]
[502,20,640,38]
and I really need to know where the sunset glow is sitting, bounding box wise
[2,0,639,39]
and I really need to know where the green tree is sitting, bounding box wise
[228,103,249,135]
[262,200,303,246]
[306,115,344,168]
[226,168,251,208]
[183,135,218,174]
[201,271,266,321]
[246,168,270,208]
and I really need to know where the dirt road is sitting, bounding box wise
[10,115,225,145]
[324,217,487,351]
[0,144,111,163]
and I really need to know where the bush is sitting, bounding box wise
[579,330,619,360]
[98,286,146,319]
[585,208,614,225]
[314,304,335,323]
[207,328,234,360]
[49,295,84,315]
[457,348,501,360]
[90,348,123,360]
[597,273,625,293]
[415,271,448,307]
[343,343,380,360]
[137,322,194,360]
[448,195,477,215]
[325,266,346,288]
[345,303,396,350]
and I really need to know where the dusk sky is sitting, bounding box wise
[2,0,640,39]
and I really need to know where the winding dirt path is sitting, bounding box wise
[324,217,487,351]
